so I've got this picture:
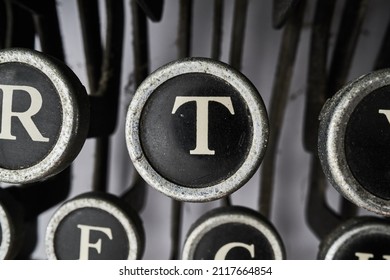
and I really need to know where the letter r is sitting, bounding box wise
[0,85,49,142]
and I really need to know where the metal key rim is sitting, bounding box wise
[181,206,285,260]
[0,48,89,184]
[0,202,11,260]
[318,69,390,216]
[45,197,141,260]
[126,57,269,202]
[319,217,390,260]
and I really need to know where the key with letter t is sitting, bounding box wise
[126,58,269,202]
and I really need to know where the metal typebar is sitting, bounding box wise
[259,0,306,218]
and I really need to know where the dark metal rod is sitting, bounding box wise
[306,156,341,239]
[131,0,150,88]
[177,0,192,58]
[374,16,390,71]
[0,1,6,48]
[4,0,35,48]
[303,0,341,239]
[327,0,368,97]
[87,0,124,139]
[126,0,150,216]
[170,200,183,260]
[135,0,164,22]
[211,0,223,60]
[9,0,64,59]
[77,0,106,192]
[121,172,148,213]
[32,0,65,61]
[89,0,124,192]
[229,0,248,70]
[259,0,306,218]
[221,195,232,207]
[77,0,103,93]
[303,0,335,153]
[272,0,300,29]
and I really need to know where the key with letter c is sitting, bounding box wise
[181,206,285,260]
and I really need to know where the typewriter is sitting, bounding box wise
[0,0,389,260]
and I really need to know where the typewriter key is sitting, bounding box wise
[318,217,390,260]
[318,69,390,215]
[46,192,145,260]
[0,48,89,183]
[0,190,22,259]
[126,58,269,201]
[0,167,70,259]
[182,206,285,260]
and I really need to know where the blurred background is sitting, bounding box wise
[2,0,388,259]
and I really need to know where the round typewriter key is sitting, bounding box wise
[126,58,268,201]
[318,217,390,260]
[46,193,144,260]
[182,206,285,260]
[318,69,390,215]
[0,190,24,260]
[0,48,89,183]
[0,201,11,259]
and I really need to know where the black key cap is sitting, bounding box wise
[126,58,269,202]
[0,48,89,183]
[318,69,390,216]
[318,217,390,260]
[182,206,285,260]
[45,192,145,260]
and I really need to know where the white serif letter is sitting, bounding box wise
[378,109,390,124]
[172,96,235,155]
[77,224,113,260]
[0,85,49,142]
[214,242,255,260]
[355,252,390,260]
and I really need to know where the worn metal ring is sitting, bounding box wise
[0,48,89,184]
[318,217,390,259]
[0,202,11,260]
[45,197,142,260]
[182,206,285,259]
[126,57,269,202]
[318,69,390,216]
